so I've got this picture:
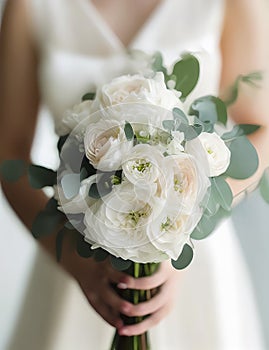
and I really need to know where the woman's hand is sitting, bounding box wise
[59,231,180,335]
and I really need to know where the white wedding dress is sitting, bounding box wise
[3,0,265,349]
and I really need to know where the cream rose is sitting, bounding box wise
[186,132,231,177]
[84,119,133,171]
[93,72,182,111]
[57,100,93,136]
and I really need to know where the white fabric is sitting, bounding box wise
[8,0,264,349]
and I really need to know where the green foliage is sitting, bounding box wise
[171,244,193,269]
[259,168,269,203]
[57,135,69,154]
[31,207,63,239]
[189,95,227,126]
[172,54,200,100]
[76,234,94,258]
[61,173,81,199]
[222,124,260,141]
[28,165,57,189]
[82,92,96,101]
[152,52,168,76]
[109,255,132,271]
[191,214,217,240]
[124,121,134,141]
[224,71,262,106]
[0,159,27,182]
[211,176,233,212]
[93,248,109,262]
[225,136,259,179]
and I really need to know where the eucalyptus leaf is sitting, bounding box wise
[171,244,193,270]
[222,124,260,141]
[162,120,176,132]
[93,248,109,262]
[88,183,101,198]
[76,235,94,258]
[0,159,27,182]
[211,176,233,211]
[172,108,188,124]
[183,125,202,141]
[28,165,57,189]
[152,52,168,76]
[61,173,81,199]
[109,255,132,271]
[124,121,134,141]
[45,197,58,213]
[189,95,227,125]
[57,135,69,154]
[225,136,259,179]
[82,92,96,101]
[31,210,63,238]
[191,214,217,240]
[225,72,263,106]
[259,168,269,203]
[172,54,200,99]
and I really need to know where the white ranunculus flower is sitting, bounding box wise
[84,181,169,262]
[93,72,182,111]
[122,144,165,189]
[57,100,93,136]
[186,132,231,177]
[84,119,133,171]
[147,153,210,260]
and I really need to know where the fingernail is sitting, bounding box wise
[117,282,127,289]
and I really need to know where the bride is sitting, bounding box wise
[1,0,269,349]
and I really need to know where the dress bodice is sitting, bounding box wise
[27,0,225,135]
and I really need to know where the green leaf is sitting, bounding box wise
[82,92,96,101]
[191,214,217,240]
[189,95,227,125]
[124,121,134,141]
[172,54,200,100]
[225,72,263,106]
[171,244,193,270]
[222,124,260,141]
[109,255,132,271]
[93,248,109,262]
[88,183,101,198]
[56,228,66,262]
[45,197,59,213]
[57,135,69,154]
[152,52,168,75]
[259,168,269,203]
[61,173,80,199]
[76,235,94,258]
[28,165,57,189]
[211,176,233,211]
[184,124,203,141]
[0,159,27,182]
[225,136,259,179]
[162,120,176,132]
[172,108,188,124]
[31,210,63,238]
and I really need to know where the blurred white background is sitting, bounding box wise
[1,1,269,349]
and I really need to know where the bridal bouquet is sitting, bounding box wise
[1,52,266,350]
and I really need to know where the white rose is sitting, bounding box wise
[186,132,231,177]
[93,72,182,111]
[57,100,93,136]
[84,119,133,171]
[147,153,210,260]
[122,144,165,189]
[84,181,168,263]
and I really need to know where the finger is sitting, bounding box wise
[118,304,171,336]
[86,292,124,329]
[121,263,178,290]
[122,285,170,317]
[100,284,134,315]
